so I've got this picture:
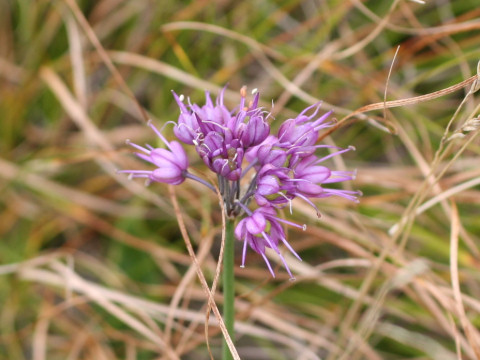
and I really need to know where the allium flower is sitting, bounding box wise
[121,87,360,279]
[119,121,212,190]
[234,205,303,278]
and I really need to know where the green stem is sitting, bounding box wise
[222,219,235,360]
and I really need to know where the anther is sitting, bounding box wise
[240,86,247,98]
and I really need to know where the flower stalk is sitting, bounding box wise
[222,219,235,360]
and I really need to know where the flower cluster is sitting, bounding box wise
[120,87,359,279]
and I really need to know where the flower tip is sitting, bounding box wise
[240,264,245,268]
[147,119,153,127]
[289,277,296,282]
[125,139,131,145]
[302,224,307,231]
[348,145,356,151]
[171,89,184,100]
[127,173,134,181]
[240,85,247,97]
[144,179,151,187]
[251,88,258,95]
[325,109,335,117]
[352,169,358,180]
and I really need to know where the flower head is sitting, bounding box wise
[121,87,360,279]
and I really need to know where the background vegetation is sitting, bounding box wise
[1,0,480,359]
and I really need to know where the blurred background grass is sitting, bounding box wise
[1,0,480,359]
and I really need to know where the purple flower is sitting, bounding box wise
[122,87,360,280]
[244,135,283,169]
[277,103,332,148]
[239,112,270,148]
[234,205,303,279]
[119,122,189,185]
[254,164,291,207]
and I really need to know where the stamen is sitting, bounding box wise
[221,159,230,174]
[135,152,151,163]
[147,120,173,151]
[298,102,322,121]
[295,192,321,218]
[177,122,197,133]
[261,232,280,253]
[279,236,302,261]
[276,192,293,214]
[240,86,247,98]
[241,235,248,268]
[260,252,275,278]
[161,121,179,132]
[118,170,152,174]
[314,147,352,164]
[127,141,150,154]
[202,120,231,132]
[201,142,212,153]
[311,110,332,126]
[276,251,294,280]
[264,214,305,230]
[322,188,360,202]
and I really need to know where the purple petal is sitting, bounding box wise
[246,211,266,235]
